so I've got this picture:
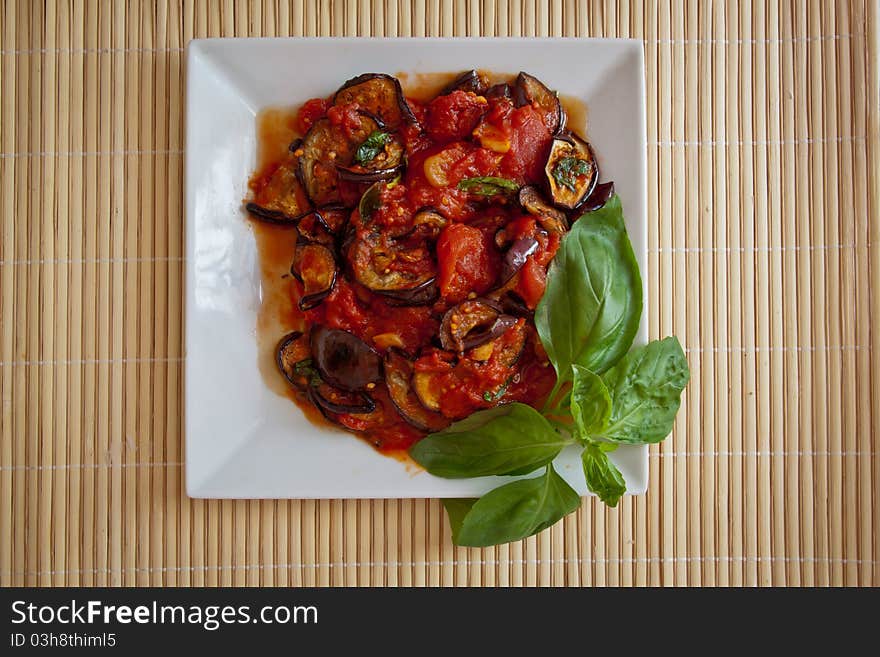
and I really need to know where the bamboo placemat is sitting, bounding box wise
[0,0,877,587]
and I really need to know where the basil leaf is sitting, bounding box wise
[552,156,593,191]
[354,130,391,165]
[453,465,581,547]
[535,194,642,380]
[570,364,611,438]
[581,442,626,507]
[442,498,476,545]
[457,176,520,196]
[602,336,690,444]
[409,403,570,478]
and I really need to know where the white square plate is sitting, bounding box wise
[185,37,647,499]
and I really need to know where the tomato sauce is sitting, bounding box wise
[250,72,589,458]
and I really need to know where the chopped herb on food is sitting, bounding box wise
[354,130,391,165]
[482,382,509,402]
[457,176,520,196]
[552,156,593,191]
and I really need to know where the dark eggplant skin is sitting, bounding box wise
[392,208,448,243]
[384,349,450,432]
[296,211,335,244]
[333,73,417,128]
[499,237,539,285]
[310,326,383,392]
[440,70,488,96]
[336,162,405,184]
[299,288,334,312]
[288,137,304,153]
[440,299,511,353]
[544,131,599,210]
[460,314,518,351]
[308,384,376,415]
[378,277,439,307]
[412,207,448,232]
[494,289,534,317]
[245,202,304,227]
[298,113,380,206]
[276,331,311,389]
[485,83,512,100]
[245,157,311,225]
[579,181,615,213]
[315,204,349,234]
[513,72,564,134]
[290,241,338,311]
[517,185,569,234]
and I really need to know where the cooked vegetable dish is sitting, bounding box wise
[247,70,689,548]
[248,71,611,453]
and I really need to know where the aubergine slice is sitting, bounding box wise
[464,317,525,365]
[296,211,334,245]
[333,73,416,128]
[393,207,448,242]
[518,185,569,234]
[439,299,516,353]
[499,236,539,285]
[513,72,564,134]
[316,204,350,237]
[310,326,383,392]
[346,229,435,296]
[246,159,311,226]
[579,180,615,213]
[298,113,379,206]
[413,207,448,232]
[308,383,376,415]
[545,132,599,210]
[336,131,406,183]
[485,83,512,100]
[384,349,450,432]
[290,241,338,310]
[276,331,313,390]
[440,70,488,96]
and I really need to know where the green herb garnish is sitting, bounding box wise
[408,195,690,547]
[552,156,593,191]
[294,359,322,387]
[354,130,391,165]
[457,176,520,196]
[482,382,510,403]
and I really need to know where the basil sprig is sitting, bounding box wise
[354,130,391,165]
[409,194,690,547]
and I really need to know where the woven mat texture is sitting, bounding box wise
[1,0,878,586]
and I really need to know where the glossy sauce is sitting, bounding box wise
[251,72,590,456]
